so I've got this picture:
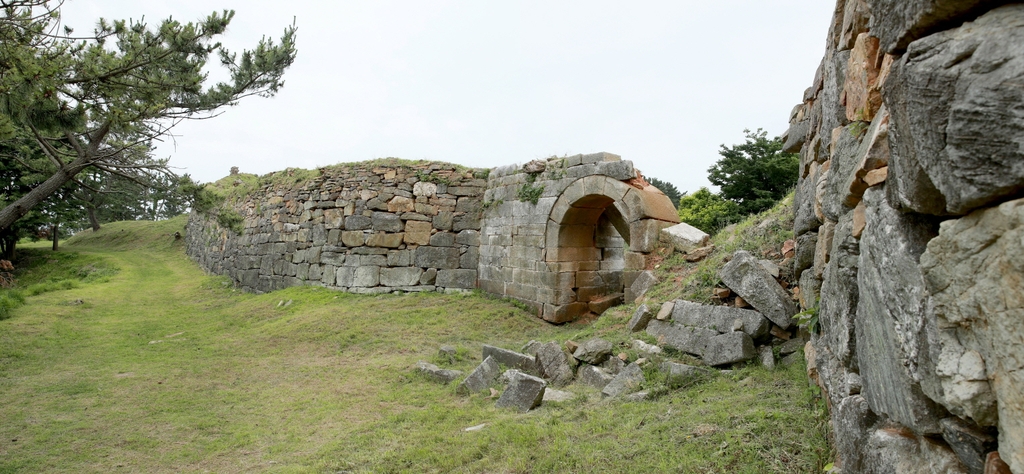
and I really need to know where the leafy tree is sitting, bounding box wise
[707,128,799,215]
[0,1,297,231]
[645,176,683,208]
[677,187,742,235]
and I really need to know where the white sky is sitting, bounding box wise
[60,1,834,194]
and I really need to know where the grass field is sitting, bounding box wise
[0,215,829,473]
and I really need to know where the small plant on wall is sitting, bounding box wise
[518,172,544,205]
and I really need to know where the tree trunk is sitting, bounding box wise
[87,206,101,231]
[51,223,58,251]
[0,155,93,231]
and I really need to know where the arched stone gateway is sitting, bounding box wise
[478,153,679,323]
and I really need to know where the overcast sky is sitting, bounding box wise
[60,1,835,194]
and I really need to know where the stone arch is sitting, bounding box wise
[539,175,679,322]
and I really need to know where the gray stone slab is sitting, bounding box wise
[572,338,613,365]
[456,356,500,395]
[416,361,462,384]
[534,342,574,387]
[645,320,716,357]
[702,332,757,367]
[495,372,546,413]
[380,267,422,287]
[415,247,461,269]
[577,365,614,390]
[436,269,477,289]
[601,362,645,398]
[867,0,1000,53]
[671,300,769,338]
[627,304,655,332]
[482,344,540,375]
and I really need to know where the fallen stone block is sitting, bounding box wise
[627,270,657,303]
[655,301,674,320]
[601,362,646,398]
[542,388,575,403]
[628,304,655,332]
[632,340,662,357]
[577,365,614,390]
[940,417,997,474]
[646,320,716,357]
[572,338,613,365]
[702,332,757,366]
[534,342,574,387]
[661,222,710,253]
[719,250,798,329]
[416,361,463,384]
[588,293,623,315]
[671,300,770,338]
[759,346,776,370]
[495,372,547,413]
[482,344,540,375]
[779,337,806,356]
[457,356,500,395]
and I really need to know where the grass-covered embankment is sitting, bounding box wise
[0,213,828,473]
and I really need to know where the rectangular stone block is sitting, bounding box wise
[366,232,404,248]
[404,220,432,246]
[415,247,461,269]
[437,269,477,289]
[380,267,423,287]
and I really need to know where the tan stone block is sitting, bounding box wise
[558,225,597,247]
[813,220,836,279]
[324,209,345,229]
[852,201,867,239]
[366,232,404,248]
[404,220,432,246]
[388,196,416,213]
[864,166,888,186]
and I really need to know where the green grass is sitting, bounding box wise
[0,215,828,473]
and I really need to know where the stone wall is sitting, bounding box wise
[185,153,679,324]
[185,162,487,294]
[785,1,1023,472]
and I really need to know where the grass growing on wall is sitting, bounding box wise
[0,215,828,473]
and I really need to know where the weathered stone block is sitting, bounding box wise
[371,212,403,232]
[495,372,546,413]
[660,222,710,253]
[601,362,645,398]
[628,304,654,332]
[577,365,614,389]
[818,211,860,368]
[344,215,372,230]
[660,362,711,387]
[404,220,432,246]
[702,332,756,366]
[366,232,403,248]
[534,342,574,387]
[416,361,462,384]
[415,247,461,269]
[436,269,476,289]
[573,338,613,365]
[921,197,1024,470]
[646,320,716,357]
[867,0,1002,53]
[719,250,797,329]
[884,5,1024,216]
[456,356,500,395]
[351,266,380,287]
[380,267,422,287]
[482,344,540,375]
[671,300,770,338]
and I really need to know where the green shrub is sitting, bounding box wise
[676,187,743,234]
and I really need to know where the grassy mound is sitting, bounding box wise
[0,211,829,473]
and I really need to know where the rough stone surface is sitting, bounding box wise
[921,198,1024,469]
[884,5,1024,216]
[818,211,860,368]
[833,395,879,474]
[940,417,998,474]
[794,232,818,277]
[542,388,575,403]
[627,270,658,303]
[862,427,969,474]
[534,342,574,387]
[573,338,613,365]
[719,250,798,329]
[646,320,716,357]
[482,345,540,375]
[601,362,645,398]
[495,372,546,413]
[457,356,500,395]
[857,187,944,435]
[703,332,757,366]
[759,346,776,370]
[416,361,463,384]
[671,299,770,338]
[867,0,1004,53]
[577,365,614,389]
[627,304,654,332]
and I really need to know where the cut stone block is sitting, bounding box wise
[671,300,770,338]
[482,344,540,375]
[601,362,645,398]
[572,338,613,365]
[456,356,500,395]
[661,222,710,253]
[416,361,463,384]
[719,250,798,329]
[628,304,655,332]
[495,372,546,413]
[702,332,757,366]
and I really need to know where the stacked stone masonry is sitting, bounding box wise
[785,1,1024,472]
[186,153,679,324]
